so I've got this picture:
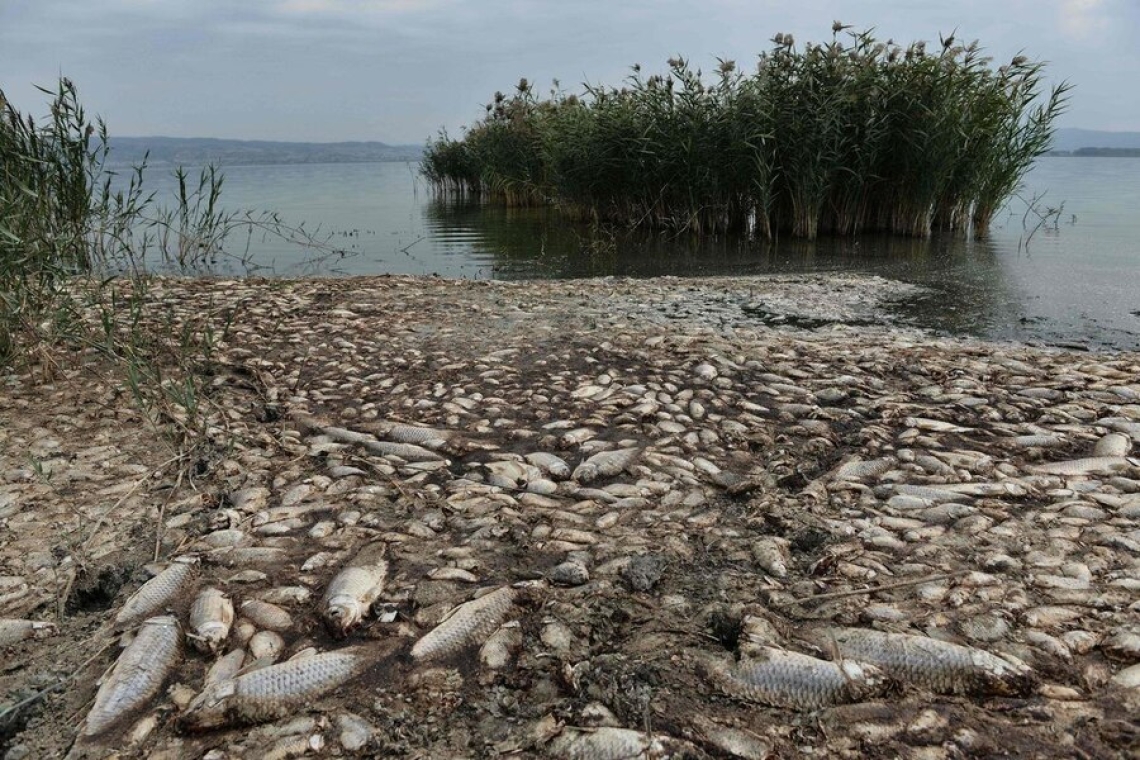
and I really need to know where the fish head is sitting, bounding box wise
[324,597,364,636]
[180,679,237,730]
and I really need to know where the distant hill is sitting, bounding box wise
[106,136,423,167]
[1050,128,1140,154]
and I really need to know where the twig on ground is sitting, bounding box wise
[777,570,971,607]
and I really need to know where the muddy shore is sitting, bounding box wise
[2,273,1139,758]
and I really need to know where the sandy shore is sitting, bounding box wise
[2,273,1139,758]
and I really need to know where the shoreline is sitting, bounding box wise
[2,273,1138,758]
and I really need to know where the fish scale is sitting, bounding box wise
[411,586,516,661]
[816,628,1037,696]
[181,649,366,729]
[114,558,197,628]
[572,448,639,483]
[84,616,181,736]
[702,648,887,710]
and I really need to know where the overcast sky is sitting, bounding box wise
[2,0,1137,144]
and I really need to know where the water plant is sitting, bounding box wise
[1,77,345,471]
[423,27,1070,240]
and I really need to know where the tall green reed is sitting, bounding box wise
[423,27,1070,241]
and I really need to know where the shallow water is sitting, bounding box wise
[134,157,1140,350]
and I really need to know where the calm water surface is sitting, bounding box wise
[140,157,1140,350]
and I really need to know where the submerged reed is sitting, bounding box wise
[423,28,1069,240]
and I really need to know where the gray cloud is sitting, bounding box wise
[2,0,1137,143]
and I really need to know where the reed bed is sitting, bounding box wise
[1,79,345,371]
[422,27,1069,239]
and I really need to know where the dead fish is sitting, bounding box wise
[83,616,181,736]
[369,421,452,448]
[1009,434,1066,449]
[239,600,294,633]
[1101,630,1140,661]
[205,648,247,686]
[560,427,596,448]
[1093,433,1133,457]
[411,586,516,662]
[905,417,972,433]
[361,439,445,462]
[889,484,974,504]
[815,628,1036,696]
[572,448,639,483]
[690,715,774,760]
[485,459,545,489]
[189,587,234,654]
[524,452,572,480]
[322,561,388,636]
[547,726,697,759]
[832,457,894,483]
[311,424,375,446]
[0,618,58,647]
[752,537,790,578]
[479,621,522,670]
[701,648,887,710]
[1029,457,1138,476]
[695,362,718,380]
[259,586,312,606]
[428,567,480,583]
[114,557,198,629]
[181,648,368,730]
[248,630,286,662]
[1111,662,1140,689]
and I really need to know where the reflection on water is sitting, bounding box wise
[422,198,1044,346]
[133,158,1140,350]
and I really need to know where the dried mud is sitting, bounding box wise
[2,273,1139,759]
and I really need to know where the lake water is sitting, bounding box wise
[135,157,1140,351]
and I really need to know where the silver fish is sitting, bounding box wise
[485,459,545,489]
[700,648,887,710]
[205,648,247,686]
[547,727,697,759]
[690,715,775,760]
[114,557,198,629]
[322,561,388,636]
[1029,456,1138,476]
[361,439,445,462]
[181,648,368,730]
[84,616,181,736]
[378,421,452,448]
[752,537,790,578]
[1093,432,1132,457]
[815,628,1036,696]
[248,630,285,663]
[904,417,972,433]
[1008,434,1066,449]
[525,452,572,480]
[188,587,234,654]
[240,599,294,632]
[560,427,596,447]
[832,457,895,483]
[411,586,516,662]
[0,618,57,647]
[572,448,639,483]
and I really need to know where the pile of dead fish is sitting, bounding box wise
[4,275,1140,758]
